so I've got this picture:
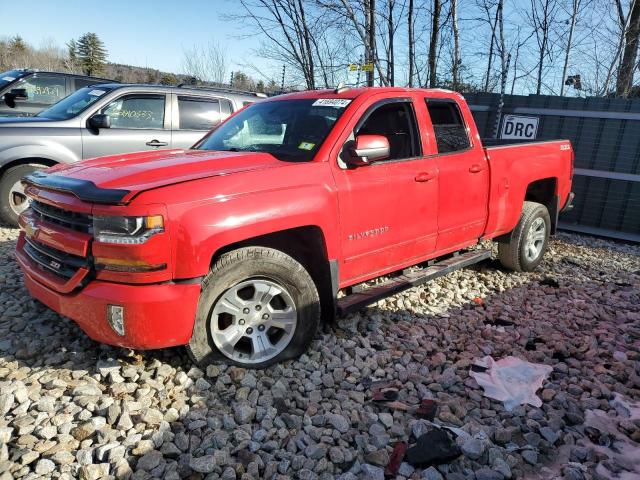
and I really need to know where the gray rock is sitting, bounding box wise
[461,437,485,460]
[326,413,350,433]
[35,459,56,475]
[136,450,163,471]
[521,450,538,465]
[360,464,385,480]
[190,454,215,473]
[475,468,504,480]
[421,466,444,480]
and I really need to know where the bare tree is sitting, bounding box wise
[616,0,640,96]
[408,0,415,86]
[181,41,229,84]
[451,0,461,89]
[427,0,442,87]
[527,0,560,94]
[559,0,582,95]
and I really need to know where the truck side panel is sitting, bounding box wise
[482,141,573,239]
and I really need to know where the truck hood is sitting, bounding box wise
[28,149,288,204]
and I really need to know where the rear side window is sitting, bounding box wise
[178,96,221,130]
[18,75,66,105]
[102,94,165,129]
[425,99,470,153]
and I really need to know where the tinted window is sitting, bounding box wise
[356,101,420,161]
[220,99,233,116]
[18,75,66,105]
[74,78,105,89]
[0,70,25,88]
[426,100,470,153]
[177,96,221,130]
[103,94,165,129]
[197,99,347,162]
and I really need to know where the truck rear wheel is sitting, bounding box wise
[187,246,320,369]
[0,164,45,226]
[498,201,550,272]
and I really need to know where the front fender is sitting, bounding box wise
[0,142,79,168]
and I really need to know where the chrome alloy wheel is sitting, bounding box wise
[9,179,30,216]
[210,278,297,364]
[524,217,546,261]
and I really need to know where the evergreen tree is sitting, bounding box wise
[76,33,107,76]
[66,39,78,63]
[159,73,178,85]
[8,36,28,56]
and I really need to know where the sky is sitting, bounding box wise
[2,0,275,79]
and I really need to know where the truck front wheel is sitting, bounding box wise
[187,246,321,369]
[0,163,46,226]
[498,201,551,272]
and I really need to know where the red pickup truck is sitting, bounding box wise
[15,87,574,368]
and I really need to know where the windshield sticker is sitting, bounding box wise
[312,98,351,108]
[2,76,16,82]
[298,142,315,150]
[88,89,106,97]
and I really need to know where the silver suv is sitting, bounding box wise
[0,83,264,225]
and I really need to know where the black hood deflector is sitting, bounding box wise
[23,171,130,205]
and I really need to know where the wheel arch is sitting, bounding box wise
[209,226,338,323]
[0,157,57,176]
[524,177,558,234]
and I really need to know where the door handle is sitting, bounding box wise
[469,164,484,173]
[415,172,436,182]
[146,140,168,147]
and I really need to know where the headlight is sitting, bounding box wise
[93,215,164,244]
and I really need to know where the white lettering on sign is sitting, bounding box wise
[312,98,352,108]
[500,115,539,140]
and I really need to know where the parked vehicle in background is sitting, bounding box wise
[0,83,264,225]
[15,87,574,369]
[0,69,113,117]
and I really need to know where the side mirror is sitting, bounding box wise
[3,88,28,108]
[88,113,111,129]
[348,134,390,166]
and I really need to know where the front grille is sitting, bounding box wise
[30,200,92,234]
[23,237,90,279]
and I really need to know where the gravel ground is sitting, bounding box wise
[0,227,638,480]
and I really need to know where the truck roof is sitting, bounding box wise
[270,86,461,101]
[97,83,264,99]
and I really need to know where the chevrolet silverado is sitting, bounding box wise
[15,87,574,368]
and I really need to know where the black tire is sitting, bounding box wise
[498,201,551,272]
[187,247,321,369]
[0,163,44,227]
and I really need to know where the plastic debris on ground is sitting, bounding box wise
[405,429,461,467]
[469,355,553,411]
[384,441,407,477]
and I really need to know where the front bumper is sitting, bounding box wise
[17,241,201,350]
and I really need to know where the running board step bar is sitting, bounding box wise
[337,250,492,316]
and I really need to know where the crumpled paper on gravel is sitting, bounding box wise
[470,356,553,411]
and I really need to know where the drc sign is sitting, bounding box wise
[500,115,539,140]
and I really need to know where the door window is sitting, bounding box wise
[102,94,165,129]
[17,75,66,105]
[177,96,221,130]
[355,101,420,161]
[425,99,470,153]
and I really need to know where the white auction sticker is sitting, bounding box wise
[2,76,16,82]
[88,89,106,97]
[312,98,351,108]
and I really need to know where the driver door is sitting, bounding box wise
[332,95,439,284]
[81,93,171,159]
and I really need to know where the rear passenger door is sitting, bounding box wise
[171,95,231,148]
[424,98,490,250]
[81,93,171,159]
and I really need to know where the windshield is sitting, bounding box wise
[0,70,26,89]
[37,86,114,120]
[196,98,351,162]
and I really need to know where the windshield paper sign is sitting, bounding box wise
[312,98,351,108]
[88,89,106,97]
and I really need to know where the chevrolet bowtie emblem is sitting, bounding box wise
[23,219,38,238]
